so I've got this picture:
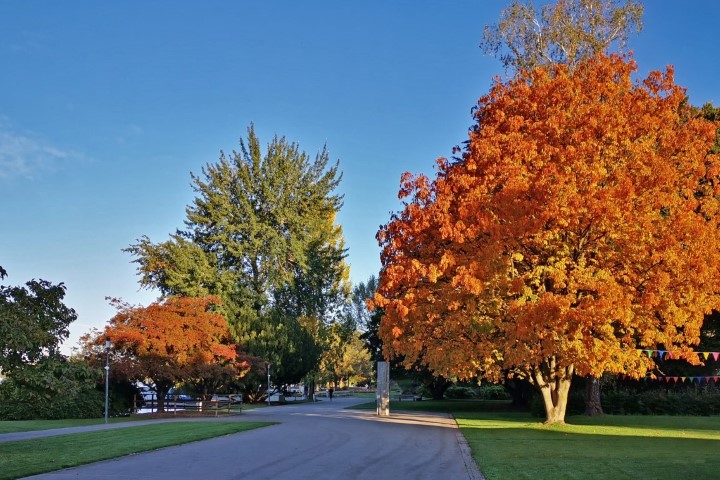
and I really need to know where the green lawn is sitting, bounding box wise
[459,411,720,479]
[350,391,376,399]
[0,421,274,480]
[0,417,135,434]
[351,399,720,479]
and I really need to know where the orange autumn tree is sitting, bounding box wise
[87,296,238,412]
[374,54,720,424]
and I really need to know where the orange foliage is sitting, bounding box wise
[86,296,239,409]
[105,296,237,367]
[375,55,720,393]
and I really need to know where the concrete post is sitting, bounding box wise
[376,361,390,416]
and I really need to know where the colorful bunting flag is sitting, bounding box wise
[634,349,720,360]
[639,375,720,383]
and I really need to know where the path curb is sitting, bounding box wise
[453,416,485,480]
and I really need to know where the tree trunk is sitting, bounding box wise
[532,361,574,425]
[584,376,603,416]
[156,386,170,413]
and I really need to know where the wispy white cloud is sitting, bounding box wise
[0,119,80,179]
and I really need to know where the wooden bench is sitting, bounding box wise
[395,394,422,401]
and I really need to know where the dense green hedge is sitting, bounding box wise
[601,390,720,415]
[0,358,132,420]
[531,389,720,417]
[444,385,478,399]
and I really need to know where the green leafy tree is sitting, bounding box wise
[318,321,354,387]
[349,275,378,331]
[481,0,643,73]
[126,125,347,393]
[0,357,105,420]
[335,331,373,387]
[0,273,77,374]
[273,213,351,323]
[0,269,120,420]
[241,310,321,388]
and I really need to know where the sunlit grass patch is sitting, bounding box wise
[456,412,720,479]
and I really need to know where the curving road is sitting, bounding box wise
[24,397,482,480]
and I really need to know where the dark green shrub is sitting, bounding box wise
[602,389,720,416]
[445,385,478,399]
[530,377,720,418]
[0,358,108,420]
[477,384,512,400]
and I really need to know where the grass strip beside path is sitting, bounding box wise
[0,421,274,480]
[0,417,136,434]
[350,399,720,479]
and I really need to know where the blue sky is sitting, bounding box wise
[2,1,719,354]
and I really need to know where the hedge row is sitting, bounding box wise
[531,389,720,417]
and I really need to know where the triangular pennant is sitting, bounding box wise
[645,349,653,358]
[713,353,720,361]
[703,352,711,360]
[706,377,712,383]
[714,376,719,383]
[666,352,674,360]
[672,377,679,383]
[658,350,666,359]
[681,377,688,383]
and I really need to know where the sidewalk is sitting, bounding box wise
[18,397,483,480]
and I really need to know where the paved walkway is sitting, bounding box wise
[14,397,483,480]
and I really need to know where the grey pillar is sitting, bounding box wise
[376,361,390,416]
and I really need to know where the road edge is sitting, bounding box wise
[453,416,485,480]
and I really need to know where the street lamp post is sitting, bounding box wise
[104,339,111,424]
[266,363,271,406]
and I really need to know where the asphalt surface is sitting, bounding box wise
[14,397,483,480]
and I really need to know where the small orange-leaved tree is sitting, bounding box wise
[86,296,238,412]
[374,54,720,424]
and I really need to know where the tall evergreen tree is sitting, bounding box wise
[126,125,348,388]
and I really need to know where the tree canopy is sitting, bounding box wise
[125,125,349,390]
[85,296,238,412]
[0,275,77,374]
[481,0,643,73]
[374,54,720,424]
